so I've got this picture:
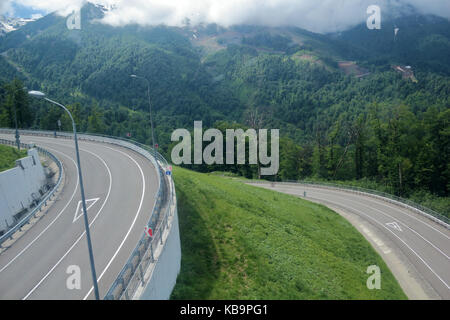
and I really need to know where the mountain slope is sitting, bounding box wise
[333,14,450,74]
[0,3,246,130]
[0,3,449,203]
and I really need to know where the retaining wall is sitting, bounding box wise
[0,149,47,233]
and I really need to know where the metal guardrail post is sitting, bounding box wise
[139,265,145,286]
[150,242,155,262]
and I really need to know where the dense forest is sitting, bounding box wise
[0,3,448,215]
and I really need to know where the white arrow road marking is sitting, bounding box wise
[386,222,403,232]
[73,198,100,223]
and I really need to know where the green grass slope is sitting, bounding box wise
[171,167,407,300]
[0,145,26,172]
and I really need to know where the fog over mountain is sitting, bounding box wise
[0,0,449,33]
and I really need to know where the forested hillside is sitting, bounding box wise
[0,3,448,215]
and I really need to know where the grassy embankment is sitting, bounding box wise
[170,167,407,300]
[0,144,27,172]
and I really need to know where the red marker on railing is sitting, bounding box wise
[144,226,153,238]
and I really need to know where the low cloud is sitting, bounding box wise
[0,0,13,15]
[1,0,449,33]
[0,0,86,16]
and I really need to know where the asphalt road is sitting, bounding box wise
[0,134,159,300]
[248,182,450,300]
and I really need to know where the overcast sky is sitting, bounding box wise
[1,0,449,33]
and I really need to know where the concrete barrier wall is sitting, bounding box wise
[0,149,47,232]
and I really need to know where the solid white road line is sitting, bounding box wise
[83,144,148,300]
[309,190,450,260]
[304,194,450,291]
[354,193,450,240]
[270,184,450,254]
[300,184,450,240]
[22,144,113,300]
[255,183,450,294]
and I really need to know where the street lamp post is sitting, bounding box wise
[28,91,100,300]
[130,75,156,149]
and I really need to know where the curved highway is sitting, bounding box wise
[249,182,450,300]
[0,133,159,300]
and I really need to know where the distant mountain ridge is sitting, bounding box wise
[0,15,36,37]
[0,2,449,202]
[0,2,447,125]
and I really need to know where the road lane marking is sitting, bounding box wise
[305,184,450,239]
[251,184,450,292]
[343,190,450,240]
[83,144,148,300]
[309,190,450,261]
[22,142,112,300]
[302,194,450,291]
[73,198,100,223]
[267,183,450,240]
[386,222,403,232]
[266,184,450,260]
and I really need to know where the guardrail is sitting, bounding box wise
[0,138,63,247]
[249,179,449,228]
[0,128,177,299]
[105,168,176,300]
[0,129,168,166]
